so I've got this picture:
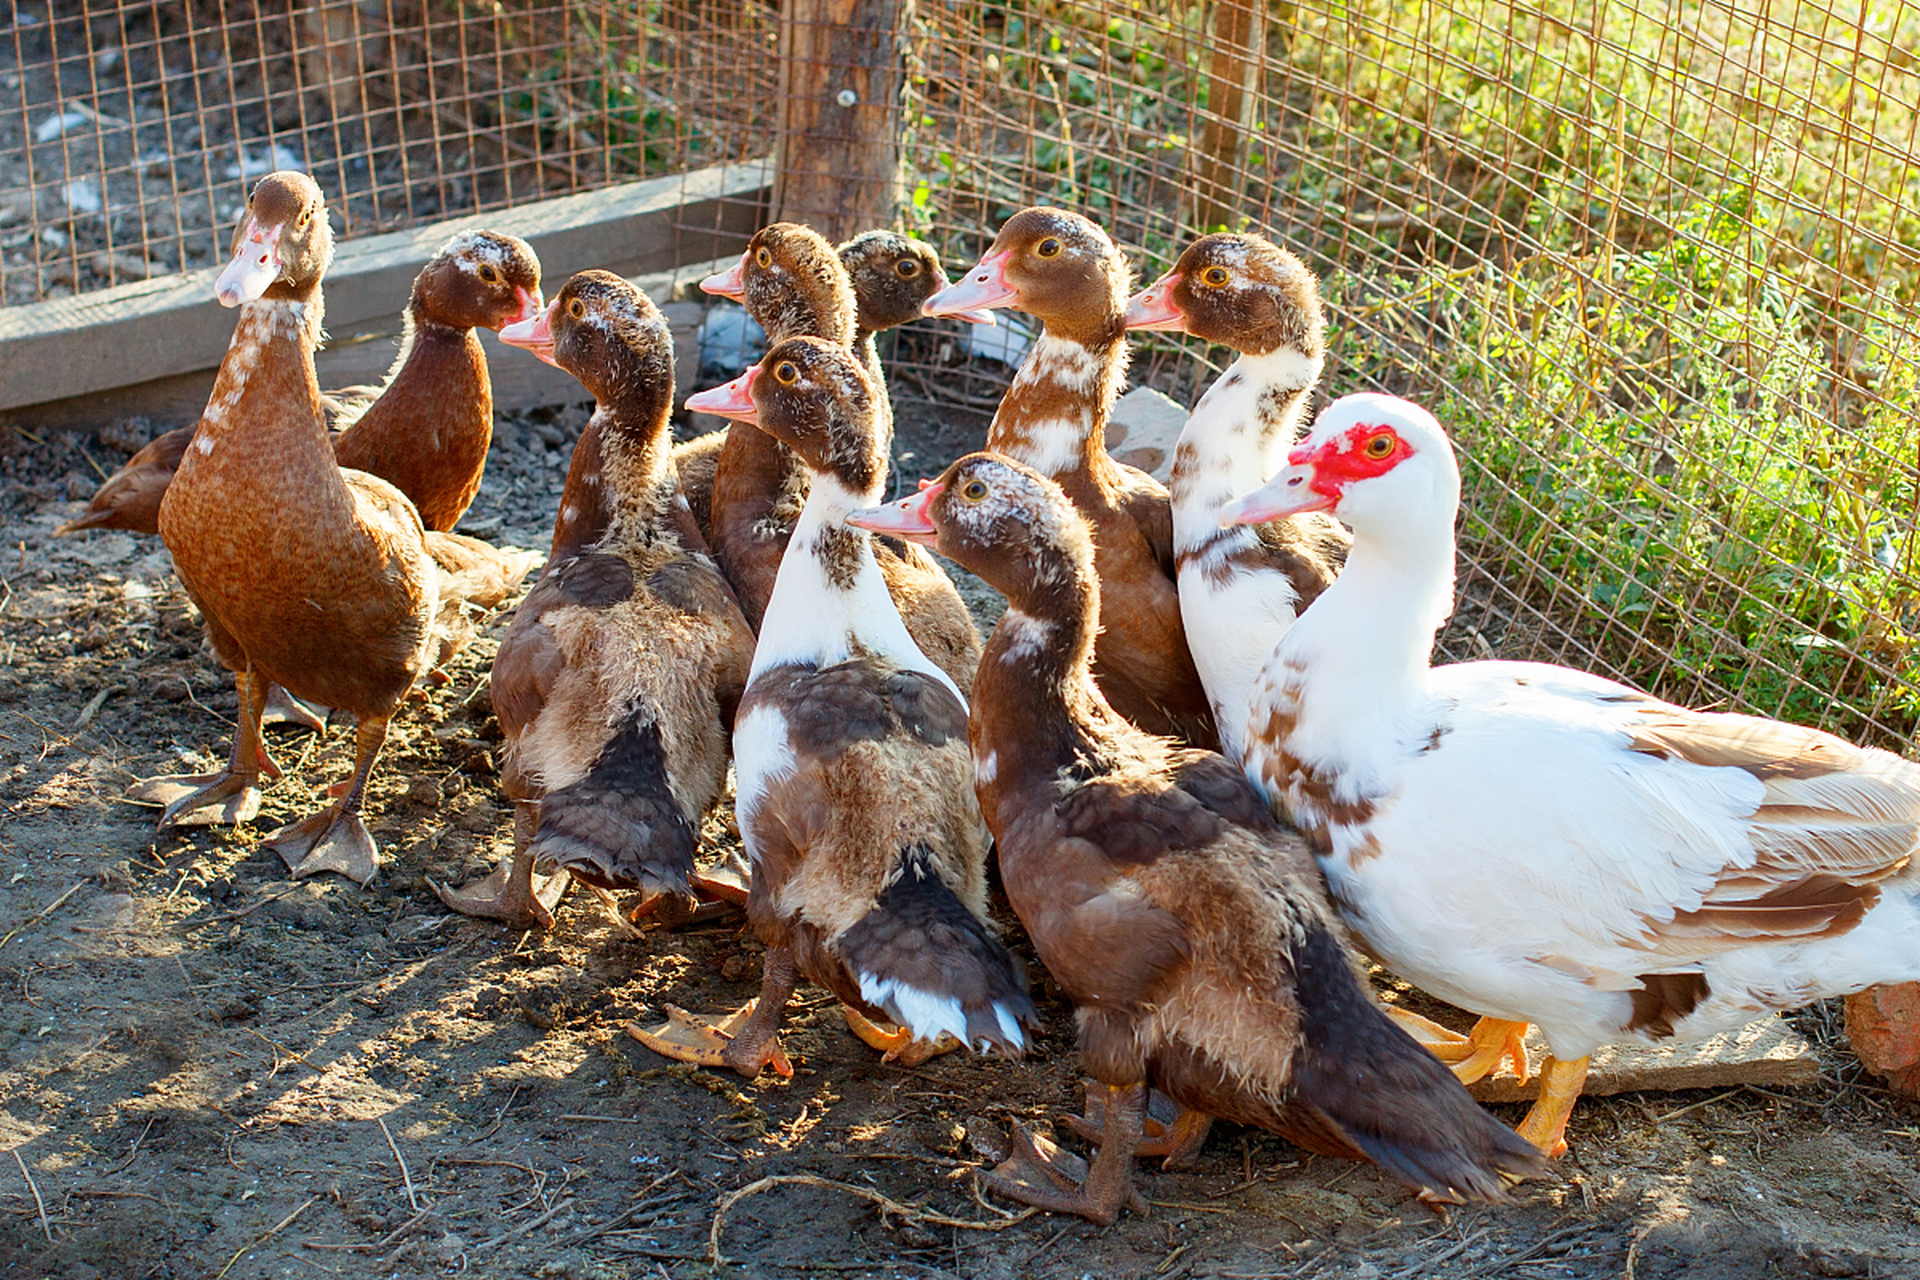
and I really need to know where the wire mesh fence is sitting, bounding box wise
[4,0,1917,746]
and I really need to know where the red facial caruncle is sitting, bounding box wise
[1290,422,1414,501]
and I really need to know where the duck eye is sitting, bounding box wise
[1363,432,1396,459]
[479,264,499,284]
[1035,238,1062,259]
[568,298,586,320]
[754,247,773,269]
[961,479,990,502]
[1202,265,1230,286]
[895,258,920,278]
[773,360,800,385]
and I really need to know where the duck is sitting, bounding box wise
[1121,232,1351,764]
[680,222,982,693]
[633,337,1033,1076]
[847,451,1542,1223]
[1219,391,1920,1157]
[923,207,1216,748]
[433,271,757,929]
[130,171,534,886]
[57,229,543,538]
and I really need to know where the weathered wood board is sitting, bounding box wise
[1,159,770,424]
[1468,1015,1819,1104]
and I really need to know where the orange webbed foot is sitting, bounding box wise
[1450,1018,1533,1086]
[627,1003,793,1079]
[842,1006,961,1066]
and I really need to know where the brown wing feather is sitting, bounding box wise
[490,553,635,738]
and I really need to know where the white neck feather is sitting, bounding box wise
[1169,347,1320,557]
[750,472,964,703]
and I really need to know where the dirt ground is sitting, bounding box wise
[3,379,1920,1280]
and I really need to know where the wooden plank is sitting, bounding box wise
[1193,1,1267,232]
[0,259,731,435]
[0,158,771,414]
[1467,1016,1819,1104]
[771,0,911,240]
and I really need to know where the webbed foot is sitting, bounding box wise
[260,685,330,732]
[978,1114,1149,1226]
[1450,1017,1533,1086]
[432,858,570,930]
[1063,1082,1213,1170]
[267,807,379,886]
[626,1002,793,1079]
[842,1006,961,1066]
[127,771,263,827]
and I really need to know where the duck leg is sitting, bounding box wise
[1063,1083,1214,1170]
[264,715,389,886]
[1448,1017,1533,1085]
[128,668,270,826]
[260,683,330,732]
[433,802,571,929]
[1514,1054,1587,1157]
[627,945,797,1079]
[1383,1006,1476,1062]
[980,1082,1151,1226]
[840,1006,961,1066]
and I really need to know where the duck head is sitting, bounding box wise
[684,337,881,486]
[413,230,543,332]
[501,270,672,407]
[838,229,994,328]
[922,207,1129,341]
[1124,232,1323,358]
[215,170,332,307]
[1218,393,1459,533]
[702,222,856,345]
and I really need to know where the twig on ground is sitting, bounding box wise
[1652,1087,1744,1124]
[709,1173,1039,1267]
[376,1117,422,1212]
[13,1149,54,1242]
[187,888,302,929]
[0,880,87,951]
[213,1194,317,1280]
[476,1195,573,1251]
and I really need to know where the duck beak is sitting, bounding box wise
[926,265,997,326]
[215,215,284,307]
[923,250,1015,319]
[503,285,544,329]
[700,252,749,301]
[1122,271,1187,331]
[1218,463,1332,526]
[499,297,560,367]
[846,483,941,547]
[684,366,760,422]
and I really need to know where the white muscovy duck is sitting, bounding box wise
[1221,391,1920,1156]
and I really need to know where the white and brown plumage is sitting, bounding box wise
[850,452,1541,1222]
[433,271,755,929]
[132,172,533,886]
[680,223,982,693]
[634,338,1034,1077]
[924,207,1216,748]
[1222,392,1920,1156]
[1122,232,1350,764]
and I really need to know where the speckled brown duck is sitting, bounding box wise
[129,172,534,886]
[1122,232,1351,764]
[634,338,1034,1076]
[433,271,756,930]
[923,207,1217,748]
[848,452,1542,1224]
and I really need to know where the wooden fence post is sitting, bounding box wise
[1193,0,1269,232]
[771,0,914,242]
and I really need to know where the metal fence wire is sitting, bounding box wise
[4,0,1918,747]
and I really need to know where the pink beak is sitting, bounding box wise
[684,366,760,422]
[922,250,1017,319]
[925,264,997,326]
[845,483,942,547]
[1122,271,1187,332]
[1217,463,1332,526]
[215,216,283,308]
[499,297,560,367]
[700,252,749,301]
[501,285,544,329]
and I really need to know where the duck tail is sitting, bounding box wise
[839,844,1038,1055]
[423,531,540,666]
[1286,921,1547,1202]
[530,714,696,896]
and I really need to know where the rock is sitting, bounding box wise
[1845,983,1920,1096]
[1104,385,1189,482]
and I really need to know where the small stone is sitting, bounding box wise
[406,775,442,807]
[1846,984,1920,1096]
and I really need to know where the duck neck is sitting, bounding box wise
[1274,510,1455,763]
[593,393,677,547]
[388,306,482,389]
[193,286,328,453]
[1169,346,1321,559]
[987,324,1128,483]
[713,418,809,544]
[751,470,955,694]
[853,331,895,444]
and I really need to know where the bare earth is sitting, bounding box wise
[2,398,1918,1280]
